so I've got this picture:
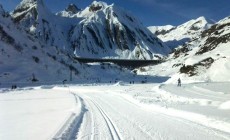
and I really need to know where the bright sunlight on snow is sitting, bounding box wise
[1,83,230,140]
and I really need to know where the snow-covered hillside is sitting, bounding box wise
[11,0,79,53]
[1,1,230,139]
[0,4,81,84]
[148,17,213,49]
[0,2,140,86]
[139,16,230,82]
[0,0,172,85]
[1,0,230,84]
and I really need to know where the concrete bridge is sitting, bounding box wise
[73,57,161,69]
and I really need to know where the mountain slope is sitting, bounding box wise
[11,0,171,60]
[56,4,81,17]
[148,17,214,49]
[1,1,164,85]
[139,16,230,82]
[11,0,79,53]
[0,8,135,85]
[0,4,82,84]
[70,1,171,59]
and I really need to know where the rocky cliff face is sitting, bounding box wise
[0,2,82,84]
[11,0,171,60]
[69,1,171,59]
[11,0,77,54]
[0,0,171,84]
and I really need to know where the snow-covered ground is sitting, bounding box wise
[0,86,79,140]
[1,82,230,140]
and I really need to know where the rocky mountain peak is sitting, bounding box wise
[8,0,171,60]
[184,16,213,31]
[217,16,230,25]
[70,1,171,59]
[20,0,44,5]
[12,0,52,26]
[13,0,49,14]
[65,4,80,14]
[15,0,45,9]
[148,16,214,49]
[89,1,108,12]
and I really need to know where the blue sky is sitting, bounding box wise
[1,0,230,26]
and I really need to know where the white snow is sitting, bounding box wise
[0,1,230,139]
[219,101,230,110]
[148,16,213,49]
[0,87,78,140]
[140,22,230,82]
[1,82,230,140]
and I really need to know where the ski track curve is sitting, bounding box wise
[77,93,156,140]
[69,86,230,140]
[53,93,86,140]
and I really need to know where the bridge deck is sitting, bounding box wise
[73,57,161,68]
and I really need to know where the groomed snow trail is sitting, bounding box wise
[1,84,229,140]
[70,85,230,140]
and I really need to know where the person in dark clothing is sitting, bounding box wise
[62,79,67,85]
[11,85,17,89]
[177,78,181,87]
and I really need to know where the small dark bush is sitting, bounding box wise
[180,65,197,76]
[32,56,40,63]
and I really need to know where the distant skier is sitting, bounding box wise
[62,79,67,86]
[11,84,17,90]
[177,78,181,87]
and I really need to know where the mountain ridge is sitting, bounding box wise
[1,0,230,84]
[0,0,170,84]
[11,0,171,60]
[148,16,214,49]
[139,16,230,82]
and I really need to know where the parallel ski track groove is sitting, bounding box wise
[96,96,155,140]
[89,99,122,140]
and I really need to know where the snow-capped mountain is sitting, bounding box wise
[0,3,82,84]
[139,16,230,82]
[1,0,170,84]
[11,0,171,60]
[2,0,230,84]
[148,17,214,49]
[67,1,171,59]
[0,4,135,85]
[11,0,78,54]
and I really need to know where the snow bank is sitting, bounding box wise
[219,101,230,110]
[0,88,81,140]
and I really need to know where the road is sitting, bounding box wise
[69,85,229,140]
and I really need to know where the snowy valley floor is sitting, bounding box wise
[1,82,230,140]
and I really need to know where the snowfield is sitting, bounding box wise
[1,82,230,140]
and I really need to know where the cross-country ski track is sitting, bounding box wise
[1,83,230,140]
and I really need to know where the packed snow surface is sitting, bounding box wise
[1,82,230,140]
